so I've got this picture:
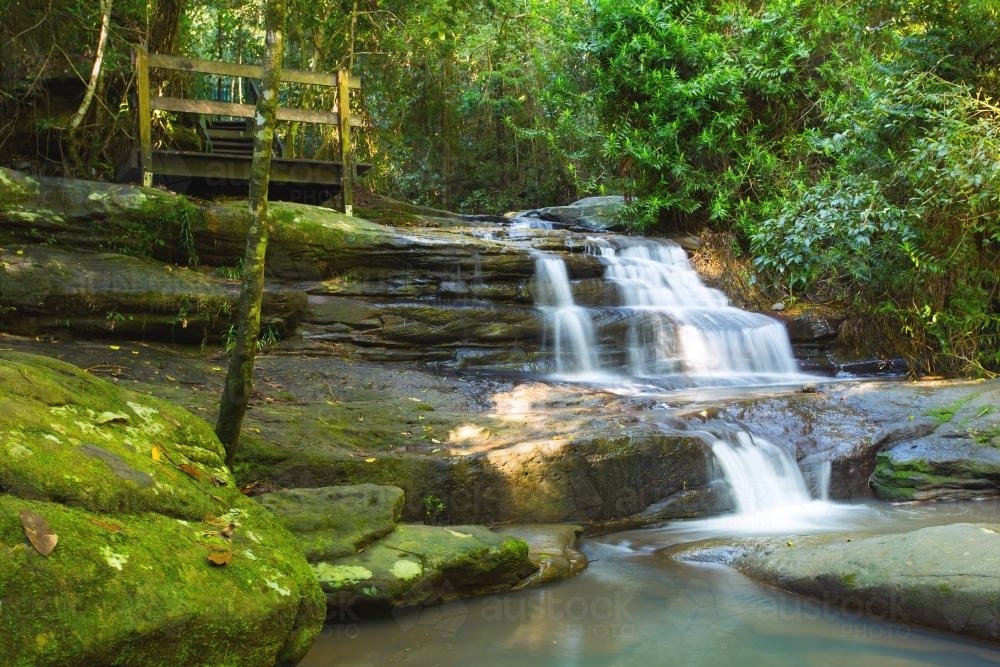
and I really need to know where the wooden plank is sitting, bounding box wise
[148,52,361,89]
[153,96,257,118]
[152,96,364,127]
[134,47,153,187]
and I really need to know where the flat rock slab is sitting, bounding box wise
[312,524,536,612]
[257,484,404,561]
[731,523,1000,642]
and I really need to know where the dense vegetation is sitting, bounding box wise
[1,0,999,376]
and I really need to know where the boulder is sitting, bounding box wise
[311,523,537,613]
[256,484,404,561]
[870,382,1000,501]
[533,196,626,231]
[730,523,1000,642]
[0,351,325,667]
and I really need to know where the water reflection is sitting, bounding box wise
[303,503,1000,667]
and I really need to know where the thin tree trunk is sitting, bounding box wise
[66,0,113,163]
[215,0,286,467]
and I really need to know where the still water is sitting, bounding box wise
[302,502,1000,667]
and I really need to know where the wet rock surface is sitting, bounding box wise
[726,523,1000,643]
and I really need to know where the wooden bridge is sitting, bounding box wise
[130,47,366,212]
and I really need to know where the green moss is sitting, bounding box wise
[103,193,206,265]
[0,352,325,666]
[841,572,858,589]
[924,391,978,425]
[312,563,374,588]
[0,167,40,206]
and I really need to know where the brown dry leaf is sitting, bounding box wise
[19,509,58,556]
[207,550,233,566]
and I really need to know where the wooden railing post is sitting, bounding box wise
[134,46,153,187]
[337,69,353,216]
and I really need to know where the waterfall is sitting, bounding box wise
[533,254,601,375]
[532,236,801,388]
[709,431,814,514]
[675,428,866,536]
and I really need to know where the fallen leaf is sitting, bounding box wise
[364,457,377,463]
[207,550,233,566]
[151,445,163,462]
[20,509,58,556]
[108,344,120,350]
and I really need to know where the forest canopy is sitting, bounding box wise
[1,0,999,376]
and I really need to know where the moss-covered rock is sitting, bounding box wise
[256,484,405,561]
[312,524,536,613]
[869,383,1000,502]
[0,246,306,342]
[0,351,325,667]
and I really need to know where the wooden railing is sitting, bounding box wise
[133,46,362,212]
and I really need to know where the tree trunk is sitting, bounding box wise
[66,0,113,167]
[147,0,186,55]
[147,0,188,96]
[215,0,286,467]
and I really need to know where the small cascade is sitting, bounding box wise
[676,428,867,536]
[533,254,601,375]
[532,235,801,388]
[709,430,813,514]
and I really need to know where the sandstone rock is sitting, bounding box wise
[257,484,405,561]
[312,524,536,613]
[730,523,1000,642]
[533,196,626,231]
[870,382,1000,501]
[0,351,324,666]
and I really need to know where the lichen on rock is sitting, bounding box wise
[0,351,325,667]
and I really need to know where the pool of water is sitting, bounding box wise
[302,502,1000,666]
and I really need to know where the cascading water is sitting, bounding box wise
[532,233,858,533]
[668,428,865,537]
[533,235,801,389]
[533,254,601,375]
[709,430,814,514]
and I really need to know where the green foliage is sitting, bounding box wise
[590,0,1000,376]
[588,0,839,232]
[752,70,1000,375]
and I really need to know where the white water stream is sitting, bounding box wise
[533,236,801,390]
[692,429,866,537]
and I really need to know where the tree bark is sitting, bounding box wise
[215,0,286,467]
[66,0,113,165]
